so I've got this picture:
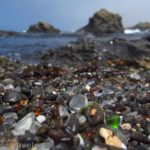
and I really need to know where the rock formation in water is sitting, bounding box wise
[131,22,150,30]
[77,9,124,35]
[0,30,20,36]
[27,21,60,33]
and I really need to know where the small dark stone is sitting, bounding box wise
[52,143,70,150]
[137,145,148,150]
[48,129,72,143]
[128,142,135,150]
[36,126,49,136]
[144,122,150,136]
[17,107,29,118]
[43,94,58,101]
[21,88,32,98]
[131,140,138,147]
[123,115,134,123]
[32,87,43,96]
[132,131,147,142]
[140,93,150,104]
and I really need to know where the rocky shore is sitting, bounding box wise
[0,33,150,150]
[0,9,150,150]
[36,28,150,68]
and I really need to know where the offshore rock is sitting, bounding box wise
[131,22,150,30]
[0,30,20,37]
[77,9,123,35]
[27,21,60,33]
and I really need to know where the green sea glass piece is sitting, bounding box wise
[106,115,120,128]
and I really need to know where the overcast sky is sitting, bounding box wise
[0,0,150,32]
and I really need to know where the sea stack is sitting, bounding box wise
[77,9,124,36]
[131,22,150,30]
[27,21,60,33]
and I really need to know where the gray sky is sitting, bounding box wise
[0,0,150,31]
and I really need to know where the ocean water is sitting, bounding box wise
[0,33,77,63]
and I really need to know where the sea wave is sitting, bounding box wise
[124,29,141,34]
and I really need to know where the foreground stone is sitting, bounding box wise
[99,128,127,149]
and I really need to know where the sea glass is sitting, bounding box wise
[106,115,120,128]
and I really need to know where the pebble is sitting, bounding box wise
[52,143,70,150]
[127,111,138,116]
[92,145,108,150]
[3,112,18,125]
[121,123,132,130]
[0,67,5,74]
[44,85,55,94]
[13,112,35,135]
[58,105,69,119]
[2,78,14,85]
[123,115,134,123]
[75,134,85,146]
[32,142,53,150]
[132,131,148,142]
[4,84,14,90]
[78,115,87,125]
[99,127,127,149]
[106,115,120,129]
[140,93,150,104]
[3,112,18,120]
[4,91,27,103]
[0,115,5,125]
[34,80,43,86]
[137,145,148,150]
[36,115,46,124]
[130,72,141,80]
[29,120,41,134]
[0,55,150,149]
[144,123,150,135]
[93,90,103,97]
[65,113,80,133]
[85,84,91,91]
[82,102,104,126]
[48,129,72,142]
[69,94,88,110]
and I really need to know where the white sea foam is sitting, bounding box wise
[124,29,141,34]
[22,30,27,33]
